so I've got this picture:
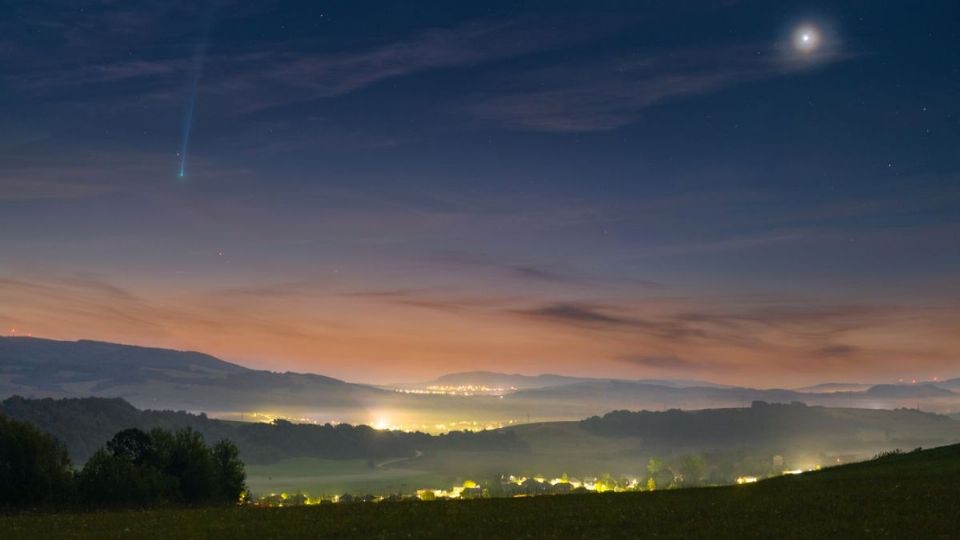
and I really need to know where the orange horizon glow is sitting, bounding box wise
[2,274,958,386]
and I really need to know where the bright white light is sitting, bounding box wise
[793,25,820,53]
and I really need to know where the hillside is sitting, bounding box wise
[0,337,387,411]
[578,402,960,451]
[865,383,955,398]
[2,442,958,539]
[0,396,525,464]
[504,378,960,416]
[4,337,960,428]
[795,382,872,393]
[8,395,960,494]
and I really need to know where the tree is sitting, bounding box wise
[0,414,74,507]
[78,427,244,507]
[212,439,246,503]
[676,454,707,486]
[106,428,154,465]
[78,447,170,506]
[596,473,617,492]
[79,428,174,506]
[647,457,674,488]
[160,428,217,503]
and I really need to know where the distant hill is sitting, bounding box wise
[577,401,960,450]
[795,382,872,393]
[866,384,955,398]
[936,377,960,390]
[507,380,806,408]
[459,402,960,481]
[504,378,960,415]
[0,337,387,411]
[4,337,960,425]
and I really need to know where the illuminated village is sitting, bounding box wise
[229,410,517,434]
[254,464,824,507]
[392,384,517,397]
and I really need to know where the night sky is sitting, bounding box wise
[2,1,958,385]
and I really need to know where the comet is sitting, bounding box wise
[178,13,214,180]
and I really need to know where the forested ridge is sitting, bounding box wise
[0,396,527,464]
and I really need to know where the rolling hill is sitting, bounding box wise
[0,336,387,412]
[7,395,960,487]
[4,336,960,427]
[0,395,525,464]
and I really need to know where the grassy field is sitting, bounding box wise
[245,457,447,496]
[2,444,958,539]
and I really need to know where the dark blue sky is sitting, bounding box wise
[1,1,958,384]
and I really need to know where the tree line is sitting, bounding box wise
[0,413,245,509]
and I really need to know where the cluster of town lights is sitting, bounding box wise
[392,384,517,397]
[254,464,825,507]
[736,466,820,485]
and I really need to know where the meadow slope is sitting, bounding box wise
[1,443,958,539]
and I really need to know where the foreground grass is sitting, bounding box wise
[3,444,958,539]
[245,457,446,496]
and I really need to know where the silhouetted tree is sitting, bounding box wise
[78,447,171,506]
[106,428,155,465]
[0,414,74,507]
[212,439,246,503]
[78,427,244,506]
[647,456,674,488]
[154,428,216,503]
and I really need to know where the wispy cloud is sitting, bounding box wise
[11,17,581,115]
[514,302,711,342]
[618,354,721,373]
[511,299,960,369]
[247,19,570,102]
[344,288,520,316]
[430,250,661,290]
[467,46,849,132]
[431,251,593,287]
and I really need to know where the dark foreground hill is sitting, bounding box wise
[2,442,958,539]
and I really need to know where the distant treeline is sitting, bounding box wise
[580,401,959,447]
[0,414,245,509]
[0,396,527,465]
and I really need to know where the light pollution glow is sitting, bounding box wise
[1,273,958,387]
